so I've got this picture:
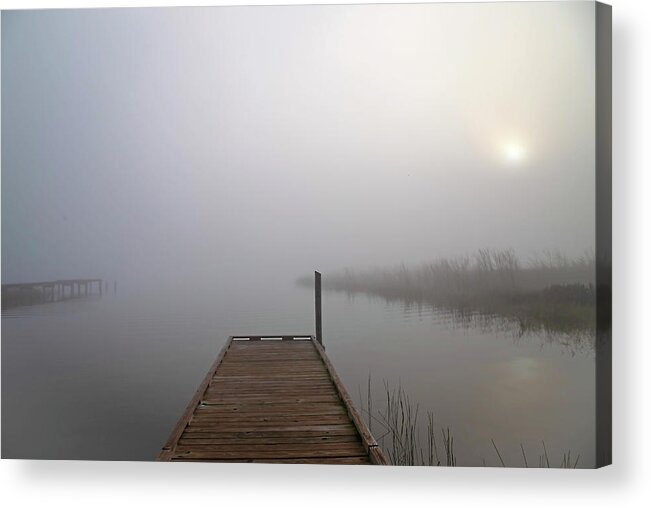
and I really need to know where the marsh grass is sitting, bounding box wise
[358,378,456,466]
[297,248,597,336]
[360,376,580,468]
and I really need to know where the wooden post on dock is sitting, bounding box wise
[315,271,322,346]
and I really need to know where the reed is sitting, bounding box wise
[360,375,580,468]
[297,248,597,335]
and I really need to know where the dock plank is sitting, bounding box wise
[157,336,387,464]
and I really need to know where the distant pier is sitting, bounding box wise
[2,278,104,309]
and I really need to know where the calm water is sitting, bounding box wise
[1,282,595,467]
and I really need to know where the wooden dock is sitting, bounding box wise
[157,335,387,464]
[2,278,104,309]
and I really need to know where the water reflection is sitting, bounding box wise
[342,290,595,355]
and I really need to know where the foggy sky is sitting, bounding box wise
[2,2,596,287]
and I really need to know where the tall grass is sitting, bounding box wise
[297,248,597,335]
[300,248,595,299]
[360,376,580,468]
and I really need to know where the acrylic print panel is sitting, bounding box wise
[1,1,611,467]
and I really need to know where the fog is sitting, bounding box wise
[2,2,596,290]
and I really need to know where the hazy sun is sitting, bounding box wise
[504,142,525,164]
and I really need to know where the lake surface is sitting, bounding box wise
[1,282,595,467]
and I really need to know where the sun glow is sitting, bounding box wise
[504,142,526,164]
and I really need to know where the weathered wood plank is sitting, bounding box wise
[172,447,368,460]
[171,457,371,465]
[203,391,340,398]
[175,442,366,453]
[204,387,336,395]
[253,457,370,464]
[181,424,358,435]
[203,393,335,399]
[194,406,346,417]
[178,435,361,446]
[211,374,332,379]
[206,382,335,390]
[188,415,352,426]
